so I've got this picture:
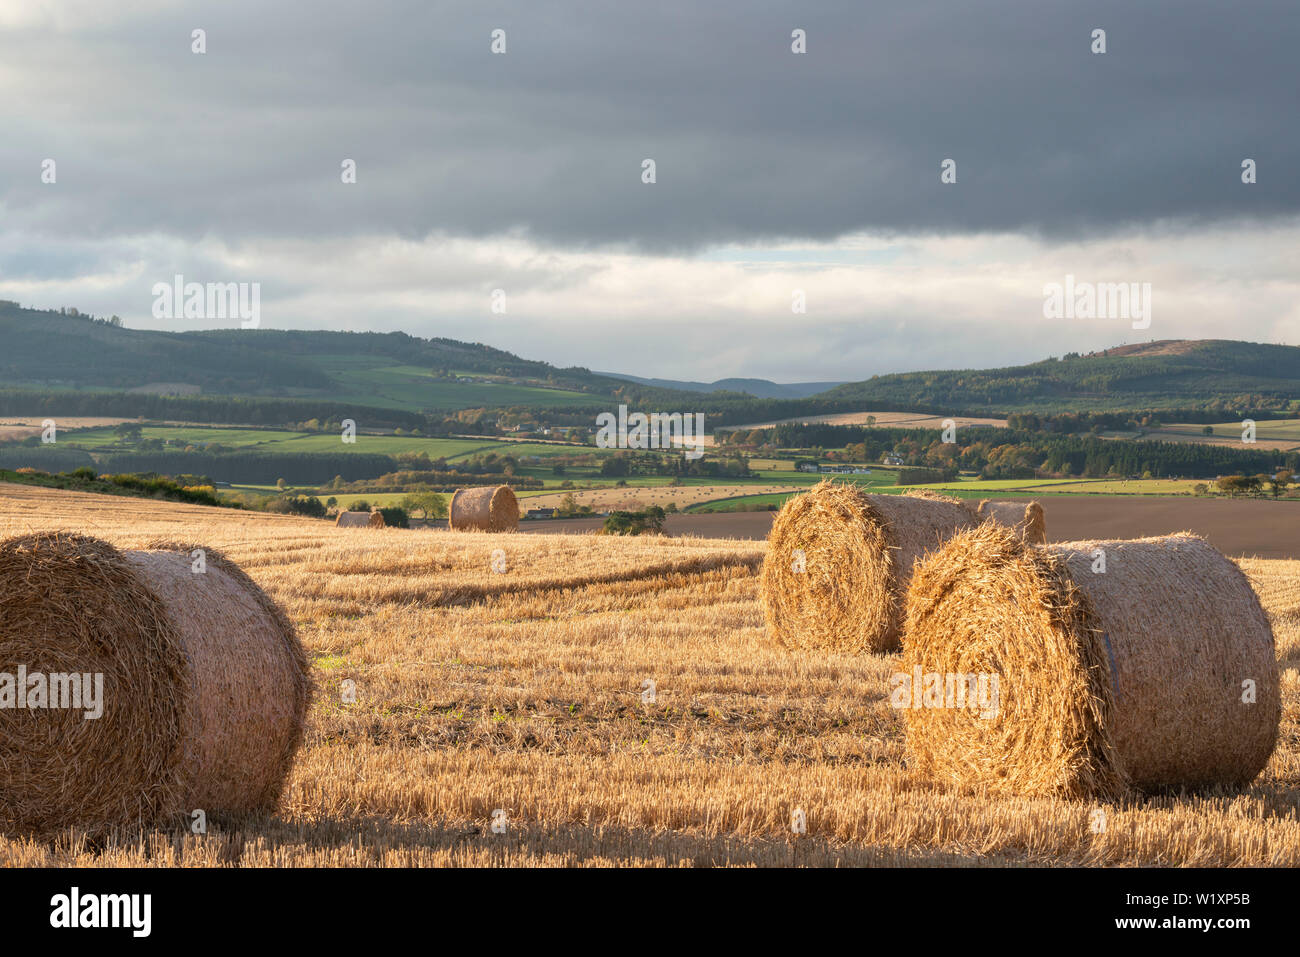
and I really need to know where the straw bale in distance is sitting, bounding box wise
[975,499,1047,544]
[761,481,977,654]
[336,510,384,528]
[902,488,964,505]
[903,523,1280,799]
[0,532,310,834]
[449,485,520,532]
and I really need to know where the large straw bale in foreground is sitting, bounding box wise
[0,533,310,834]
[975,499,1047,543]
[449,485,519,532]
[903,524,1280,799]
[762,481,977,653]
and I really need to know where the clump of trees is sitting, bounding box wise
[377,506,409,528]
[895,466,959,485]
[556,493,594,518]
[598,452,750,478]
[399,487,447,518]
[1215,471,1292,497]
[753,422,1299,480]
[265,494,326,517]
[602,506,666,536]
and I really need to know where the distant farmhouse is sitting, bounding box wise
[525,507,557,520]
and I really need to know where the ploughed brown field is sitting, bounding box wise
[528,496,1300,559]
[1,481,1297,866]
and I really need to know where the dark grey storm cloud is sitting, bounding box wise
[1,0,1296,251]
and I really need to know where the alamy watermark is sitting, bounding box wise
[1043,274,1151,330]
[50,887,150,937]
[595,404,705,460]
[0,667,103,720]
[890,667,1000,719]
[152,274,260,328]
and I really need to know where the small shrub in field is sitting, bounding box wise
[602,506,666,536]
[378,506,410,528]
[266,495,326,518]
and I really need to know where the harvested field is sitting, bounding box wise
[0,417,140,430]
[0,426,43,442]
[1,480,1298,867]
[1143,421,1300,453]
[521,484,804,512]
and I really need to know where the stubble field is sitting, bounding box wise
[1,481,1297,866]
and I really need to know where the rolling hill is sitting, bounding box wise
[823,340,1300,414]
[0,301,702,413]
[5,300,1298,421]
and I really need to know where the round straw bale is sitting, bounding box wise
[902,488,965,505]
[903,524,1280,799]
[975,499,1047,544]
[449,485,519,532]
[761,481,977,654]
[335,510,384,528]
[132,540,310,812]
[0,532,310,834]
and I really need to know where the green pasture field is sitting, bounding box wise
[318,492,425,509]
[749,469,899,487]
[220,487,426,509]
[1025,478,1203,495]
[688,493,793,513]
[444,441,590,461]
[60,425,528,461]
[62,426,303,449]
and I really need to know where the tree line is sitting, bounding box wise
[744,423,1297,479]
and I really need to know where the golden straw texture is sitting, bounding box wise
[904,524,1280,799]
[449,486,520,532]
[975,499,1048,544]
[0,533,310,835]
[336,511,385,528]
[762,481,976,653]
[133,541,311,812]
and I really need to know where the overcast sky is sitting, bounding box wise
[1,0,1297,382]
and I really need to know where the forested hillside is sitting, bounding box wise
[825,340,1300,414]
